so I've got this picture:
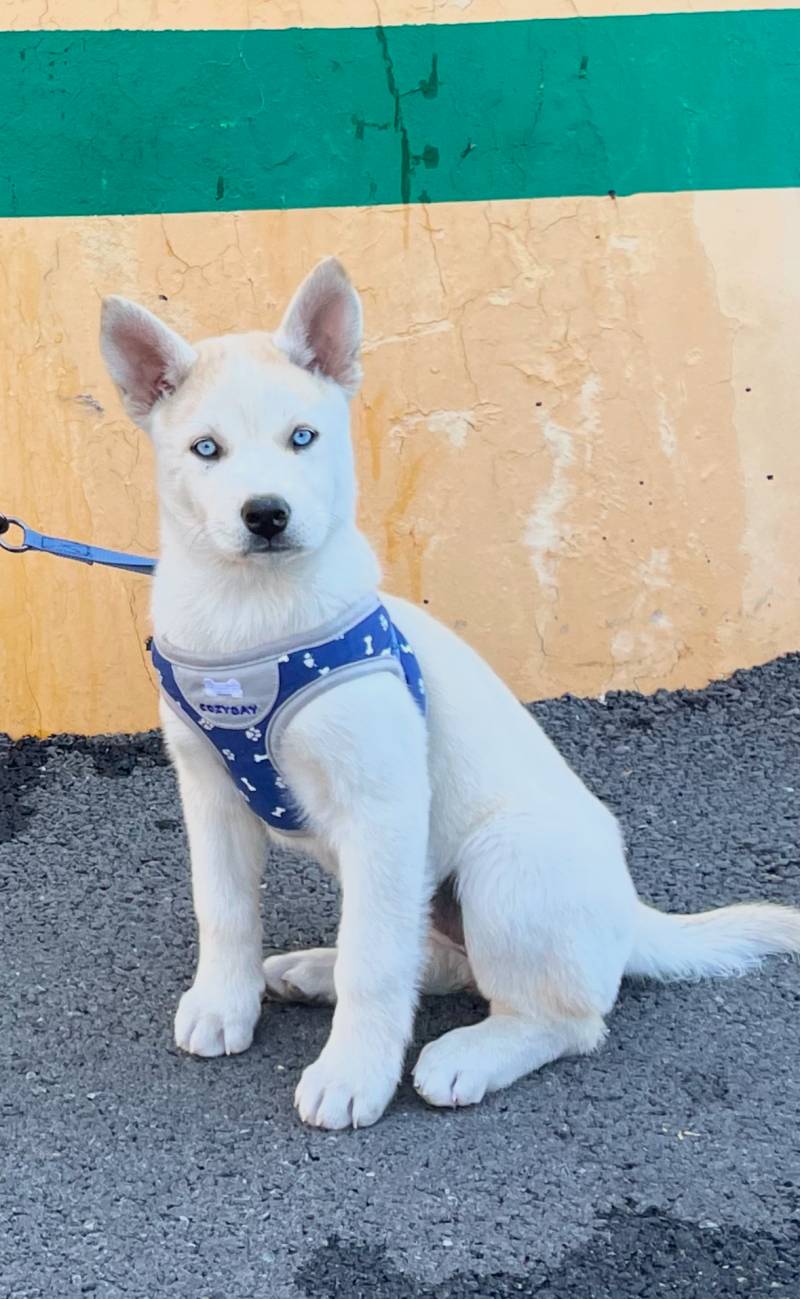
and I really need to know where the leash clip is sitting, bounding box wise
[0,514,30,553]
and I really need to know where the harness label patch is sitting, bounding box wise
[203,676,244,699]
[173,659,281,730]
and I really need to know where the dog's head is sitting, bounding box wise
[100,258,362,562]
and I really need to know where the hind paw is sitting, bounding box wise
[263,947,337,1004]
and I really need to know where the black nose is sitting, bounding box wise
[241,496,291,540]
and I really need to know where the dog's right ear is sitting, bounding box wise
[100,297,197,429]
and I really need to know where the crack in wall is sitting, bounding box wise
[374,19,413,205]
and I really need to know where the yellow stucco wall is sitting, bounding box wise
[2,3,800,736]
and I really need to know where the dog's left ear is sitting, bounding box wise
[275,258,363,397]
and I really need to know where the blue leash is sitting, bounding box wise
[0,513,156,575]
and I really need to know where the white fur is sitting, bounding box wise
[101,258,800,1129]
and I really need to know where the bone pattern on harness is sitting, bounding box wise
[150,601,426,833]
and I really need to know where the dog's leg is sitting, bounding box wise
[284,675,430,1129]
[263,931,473,1004]
[292,796,428,1127]
[168,717,268,1058]
[413,814,635,1107]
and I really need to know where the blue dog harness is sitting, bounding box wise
[151,598,426,834]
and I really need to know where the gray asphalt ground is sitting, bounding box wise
[2,654,799,1298]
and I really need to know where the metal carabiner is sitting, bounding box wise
[0,514,30,553]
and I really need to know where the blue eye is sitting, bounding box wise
[192,437,221,460]
[291,426,317,450]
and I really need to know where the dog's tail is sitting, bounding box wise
[625,899,800,981]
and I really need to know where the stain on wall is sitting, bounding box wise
[1,4,799,736]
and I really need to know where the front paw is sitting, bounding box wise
[294,1041,399,1130]
[174,976,264,1058]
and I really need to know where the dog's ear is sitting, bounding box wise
[100,297,197,428]
[275,257,362,397]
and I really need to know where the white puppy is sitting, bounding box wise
[100,259,800,1130]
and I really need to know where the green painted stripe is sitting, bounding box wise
[2,11,800,218]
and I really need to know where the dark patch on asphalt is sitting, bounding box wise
[298,1206,800,1297]
[1,654,799,1298]
[0,736,47,843]
[0,732,169,844]
[68,731,169,779]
